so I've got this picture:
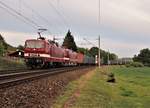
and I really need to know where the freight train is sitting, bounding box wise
[24,36,96,68]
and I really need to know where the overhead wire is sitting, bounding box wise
[0,5,37,29]
[49,0,83,43]
[47,0,70,28]
[83,38,97,47]
[0,1,43,29]
[1,0,79,40]
[21,0,63,34]
[51,0,83,44]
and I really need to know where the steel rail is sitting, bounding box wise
[0,66,93,88]
[0,69,29,74]
[0,67,73,74]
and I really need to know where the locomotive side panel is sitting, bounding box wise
[77,53,84,64]
[50,45,63,58]
[68,50,78,63]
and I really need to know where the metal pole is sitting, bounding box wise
[98,35,101,68]
[108,49,109,65]
[98,0,101,68]
[98,0,100,24]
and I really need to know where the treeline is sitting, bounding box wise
[133,48,150,66]
[0,34,6,56]
[0,34,25,56]
[0,34,16,56]
[63,30,118,64]
[78,47,118,64]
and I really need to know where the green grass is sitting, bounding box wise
[111,67,150,108]
[53,67,150,108]
[0,57,26,71]
[53,78,82,108]
[72,69,112,108]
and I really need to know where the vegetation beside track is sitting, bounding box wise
[0,57,26,71]
[53,66,150,108]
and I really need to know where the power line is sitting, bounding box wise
[22,0,63,34]
[98,0,101,24]
[83,38,97,47]
[0,1,42,28]
[0,5,37,29]
[48,0,80,41]
[22,0,53,33]
[47,0,69,28]
[55,0,73,27]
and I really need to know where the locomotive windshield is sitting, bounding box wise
[26,41,44,48]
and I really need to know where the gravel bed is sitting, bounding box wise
[0,67,95,108]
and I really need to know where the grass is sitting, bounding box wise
[52,66,150,108]
[111,67,150,108]
[0,57,26,71]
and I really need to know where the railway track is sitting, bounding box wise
[0,68,29,74]
[0,66,93,88]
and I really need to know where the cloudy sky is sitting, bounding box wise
[0,0,150,57]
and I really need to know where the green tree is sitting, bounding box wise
[89,47,118,64]
[0,42,5,56]
[77,47,91,56]
[133,48,150,66]
[62,30,77,51]
[89,47,99,57]
[77,47,86,54]
[17,45,24,50]
[0,34,5,56]
[0,34,4,41]
[109,53,118,60]
[0,34,8,50]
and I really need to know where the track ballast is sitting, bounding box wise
[0,66,93,88]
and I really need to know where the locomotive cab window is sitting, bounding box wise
[25,41,44,48]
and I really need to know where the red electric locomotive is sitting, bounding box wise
[24,36,84,68]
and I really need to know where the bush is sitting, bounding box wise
[125,62,144,67]
[107,72,116,83]
[144,63,150,67]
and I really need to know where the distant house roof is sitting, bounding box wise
[8,50,24,57]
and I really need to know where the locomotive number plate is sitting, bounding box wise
[30,53,38,57]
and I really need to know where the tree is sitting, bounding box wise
[89,47,118,64]
[133,48,150,66]
[0,34,5,56]
[77,47,86,54]
[0,34,7,50]
[109,53,118,60]
[77,47,91,56]
[0,34,4,41]
[62,30,77,51]
[89,47,99,57]
[0,42,5,56]
[17,45,24,50]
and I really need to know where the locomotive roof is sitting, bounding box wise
[26,39,48,42]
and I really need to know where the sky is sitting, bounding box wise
[0,0,150,57]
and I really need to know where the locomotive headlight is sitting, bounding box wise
[24,53,29,57]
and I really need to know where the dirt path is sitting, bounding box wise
[63,70,95,108]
